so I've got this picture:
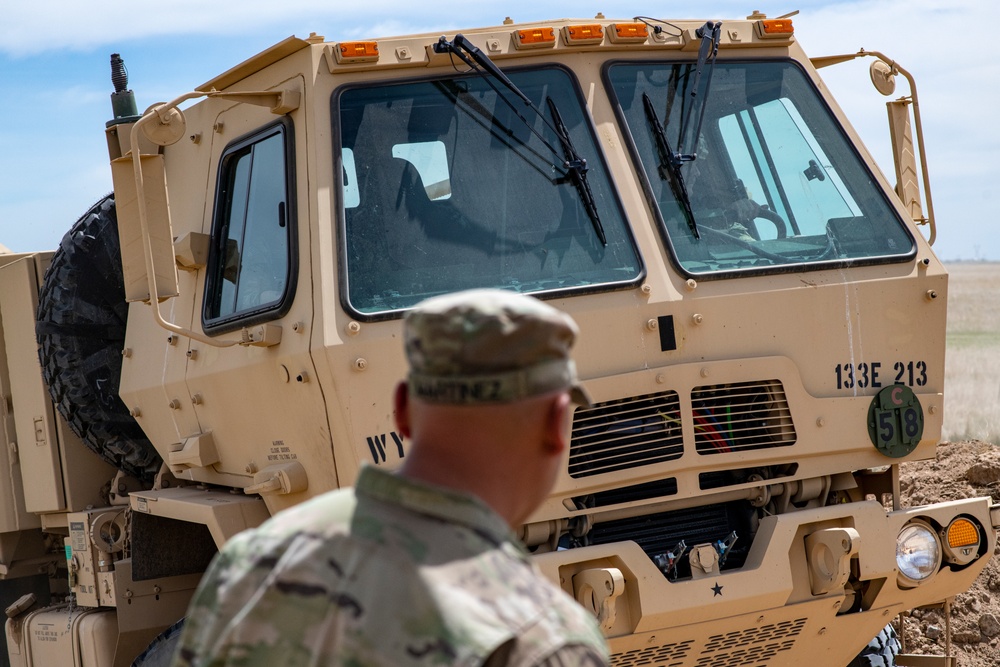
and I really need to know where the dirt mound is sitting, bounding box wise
[897,440,1000,666]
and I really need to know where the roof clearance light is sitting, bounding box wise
[756,18,795,39]
[762,19,794,33]
[609,23,649,44]
[514,27,556,49]
[563,24,604,46]
[942,517,981,566]
[336,41,380,64]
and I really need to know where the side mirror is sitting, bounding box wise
[869,60,896,96]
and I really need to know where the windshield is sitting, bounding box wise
[336,67,641,316]
[606,60,914,276]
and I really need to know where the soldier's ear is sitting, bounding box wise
[544,391,571,456]
[393,382,412,438]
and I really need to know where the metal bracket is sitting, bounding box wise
[572,567,625,632]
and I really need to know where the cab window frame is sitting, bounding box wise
[602,57,917,280]
[202,118,297,334]
[331,64,645,322]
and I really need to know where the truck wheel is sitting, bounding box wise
[131,619,184,667]
[36,194,162,482]
[848,623,900,667]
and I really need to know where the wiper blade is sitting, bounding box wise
[546,98,607,246]
[643,93,699,239]
[434,34,607,246]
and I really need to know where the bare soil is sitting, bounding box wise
[896,439,1000,666]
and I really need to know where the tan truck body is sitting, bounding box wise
[0,12,994,667]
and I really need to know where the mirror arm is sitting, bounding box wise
[809,50,935,244]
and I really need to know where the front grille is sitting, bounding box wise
[611,619,807,667]
[612,640,693,666]
[692,379,796,455]
[569,390,683,478]
[694,618,806,666]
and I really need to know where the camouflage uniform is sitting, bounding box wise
[172,466,608,666]
[172,289,608,666]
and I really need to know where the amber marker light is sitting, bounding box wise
[336,41,380,63]
[515,27,556,49]
[563,24,604,46]
[609,23,649,43]
[761,19,794,34]
[942,517,981,566]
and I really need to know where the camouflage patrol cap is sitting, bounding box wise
[405,289,590,406]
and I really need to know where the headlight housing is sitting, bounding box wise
[896,521,941,587]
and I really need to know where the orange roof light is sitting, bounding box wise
[336,41,380,64]
[514,27,556,49]
[563,24,604,45]
[609,22,649,44]
[757,19,795,39]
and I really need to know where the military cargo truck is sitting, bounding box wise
[0,10,994,666]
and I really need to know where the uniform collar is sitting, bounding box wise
[356,465,518,549]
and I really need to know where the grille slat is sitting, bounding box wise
[693,379,796,455]
[569,390,682,478]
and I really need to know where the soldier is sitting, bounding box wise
[171,288,609,666]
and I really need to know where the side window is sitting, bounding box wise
[204,122,295,330]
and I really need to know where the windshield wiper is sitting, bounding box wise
[641,21,722,239]
[434,34,607,246]
[546,98,606,246]
[644,92,699,238]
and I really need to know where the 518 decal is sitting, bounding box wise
[835,361,927,390]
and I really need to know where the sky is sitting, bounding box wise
[1,0,997,260]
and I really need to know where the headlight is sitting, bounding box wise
[896,522,941,586]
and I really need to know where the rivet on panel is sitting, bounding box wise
[354,358,368,372]
[346,321,361,336]
[296,372,310,383]
[214,122,224,133]
[122,348,132,358]
[685,279,697,291]
[189,132,202,144]
[167,335,177,346]
[692,313,704,325]
[191,393,203,406]
[925,290,937,301]
[655,373,666,385]
[640,283,652,295]
[646,319,658,331]
[819,627,827,635]
[395,46,411,60]
[292,321,305,333]
[168,399,181,410]
[928,405,937,415]
[129,407,141,418]
[816,417,825,427]
[245,462,258,474]
[186,349,198,360]
[700,367,710,378]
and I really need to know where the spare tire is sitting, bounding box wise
[36,194,162,482]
